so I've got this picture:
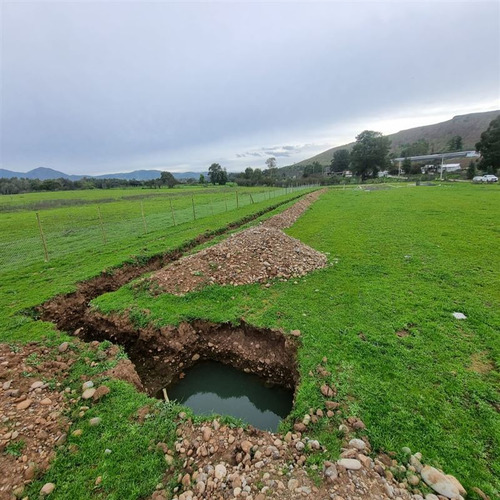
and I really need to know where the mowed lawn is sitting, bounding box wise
[95,183,499,496]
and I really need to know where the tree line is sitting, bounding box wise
[0,171,179,195]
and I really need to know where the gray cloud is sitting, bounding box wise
[1,1,499,174]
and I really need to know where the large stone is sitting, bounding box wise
[58,342,69,353]
[320,384,335,397]
[349,438,366,451]
[324,465,338,482]
[240,440,252,453]
[82,388,96,400]
[202,427,211,442]
[40,483,55,496]
[92,386,110,401]
[445,475,466,496]
[421,465,460,498]
[337,458,362,470]
[214,463,226,479]
[325,401,340,410]
[16,399,32,410]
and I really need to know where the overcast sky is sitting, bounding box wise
[1,0,499,175]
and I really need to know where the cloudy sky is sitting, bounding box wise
[1,0,499,175]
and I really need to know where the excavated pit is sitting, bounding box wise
[67,314,298,395]
[53,310,300,429]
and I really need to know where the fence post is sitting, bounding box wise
[192,196,196,220]
[224,196,228,212]
[170,199,176,226]
[236,191,239,209]
[97,206,107,244]
[210,199,214,216]
[249,193,254,204]
[35,212,49,262]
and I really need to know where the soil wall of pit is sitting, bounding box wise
[70,312,299,396]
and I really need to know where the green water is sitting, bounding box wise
[167,361,293,431]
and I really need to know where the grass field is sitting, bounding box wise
[92,183,499,497]
[2,183,499,498]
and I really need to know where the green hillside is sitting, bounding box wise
[289,110,499,171]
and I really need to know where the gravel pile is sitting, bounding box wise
[151,415,417,500]
[152,191,327,295]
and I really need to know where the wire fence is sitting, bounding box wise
[1,185,316,273]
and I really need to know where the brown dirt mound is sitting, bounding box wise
[152,191,327,294]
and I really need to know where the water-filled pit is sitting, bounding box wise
[163,361,294,431]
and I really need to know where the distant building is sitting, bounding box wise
[421,163,461,174]
[343,170,353,178]
[441,163,461,172]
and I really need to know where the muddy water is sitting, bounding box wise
[165,361,293,431]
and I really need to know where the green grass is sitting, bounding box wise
[0,185,311,343]
[93,183,499,497]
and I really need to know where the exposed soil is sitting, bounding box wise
[468,352,495,374]
[152,191,327,294]
[0,343,73,498]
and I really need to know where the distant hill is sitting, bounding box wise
[290,110,500,170]
[0,167,81,180]
[93,170,163,181]
[0,168,202,181]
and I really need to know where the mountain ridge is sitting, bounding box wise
[0,168,202,181]
[291,110,499,169]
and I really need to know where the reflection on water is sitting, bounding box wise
[166,361,293,431]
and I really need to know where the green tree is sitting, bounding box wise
[160,171,178,188]
[402,157,412,174]
[265,157,278,183]
[252,168,263,184]
[475,115,500,174]
[350,130,391,180]
[447,135,463,152]
[466,160,477,180]
[331,149,350,172]
[218,168,228,185]
[199,173,205,184]
[265,157,277,170]
[244,167,254,179]
[208,163,228,185]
